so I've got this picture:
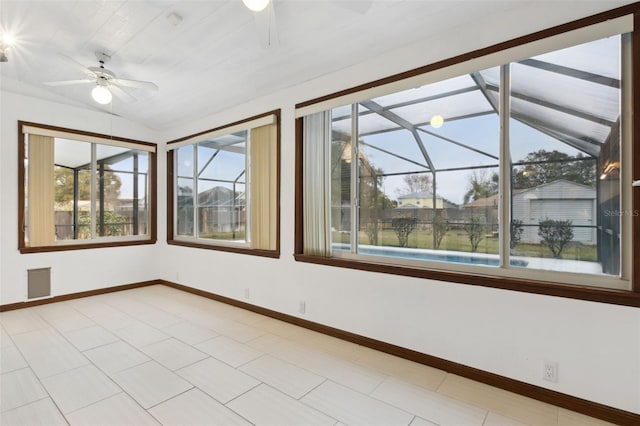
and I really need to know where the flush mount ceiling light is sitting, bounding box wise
[91,84,112,104]
[242,0,270,12]
[430,114,444,128]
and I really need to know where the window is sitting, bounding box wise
[295,10,639,304]
[19,122,157,253]
[167,110,280,257]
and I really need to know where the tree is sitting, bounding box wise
[464,216,486,252]
[396,173,432,196]
[513,150,596,189]
[331,139,395,243]
[463,170,498,204]
[538,219,574,258]
[54,166,122,205]
[77,210,127,238]
[359,162,394,246]
[392,217,417,247]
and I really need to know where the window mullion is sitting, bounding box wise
[193,146,199,240]
[245,131,251,245]
[350,103,359,254]
[173,153,179,238]
[90,143,97,239]
[499,64,511,268]
[324,111,333,254]
[620,32,633,282]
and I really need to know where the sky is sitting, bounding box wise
[341,34,619,205]
[357,115,584,205]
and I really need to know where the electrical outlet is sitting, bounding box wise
[299,300,306,314]
[244,288,250,299]
[543,360,558,382]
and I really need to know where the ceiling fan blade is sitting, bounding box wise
[44,79,95,87]
[253,1,278,48]
[57,53,95,77]
[111,78,158,91]
[109,84,137,103]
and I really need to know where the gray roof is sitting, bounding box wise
[397,191,434,199]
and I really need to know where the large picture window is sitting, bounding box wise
[19,122,157,253]
[295,12,639,303]
[167,110,280,257]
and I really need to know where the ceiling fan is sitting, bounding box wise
[44,51,158,104]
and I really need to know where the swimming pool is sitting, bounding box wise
[333,244,529,267]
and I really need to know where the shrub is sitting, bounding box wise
[464,216,486,252]
[433,213,449,249]
[510,219,524,249]
[538,219,574,258]
[392,217,417,247]
[364,221,379,245]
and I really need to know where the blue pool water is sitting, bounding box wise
[334,244,528,267]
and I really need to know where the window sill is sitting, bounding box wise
[20,238,157,254]
[168,239,280,258]
[294,253,640,307]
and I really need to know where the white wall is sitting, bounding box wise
[159,1,640,414]
[0,91,162,304]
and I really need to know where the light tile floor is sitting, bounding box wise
[0,285,615,426]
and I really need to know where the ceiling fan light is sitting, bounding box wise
[92,85,112,104]
[242,0,270,12]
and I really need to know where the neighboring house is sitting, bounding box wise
[175,186,246,235]
[513,179,596,244]
[397,192,457,209]
[198,186,246,234]
[464,180,597,244]
[463,193,500,228]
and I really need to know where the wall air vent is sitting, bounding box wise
[27,267,51,299]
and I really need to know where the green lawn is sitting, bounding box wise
[333,229,597,261]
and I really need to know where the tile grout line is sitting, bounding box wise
[219,379,263,406]
[0,365,67,422]
[143,385,195,411]
[0,315,72,420]
[481,410,490,426]
[37,296,174,422]
[296,377,329,401]
[236,380,342,425]
[72,292,201,423]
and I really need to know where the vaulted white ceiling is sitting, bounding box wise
[0,1,633,131]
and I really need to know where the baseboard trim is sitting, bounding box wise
[0,280,161,312]
[161,280,639,426]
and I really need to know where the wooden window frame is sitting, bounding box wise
[18,121,158,253]
[294,4,640,307]
[166,110,281,259]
